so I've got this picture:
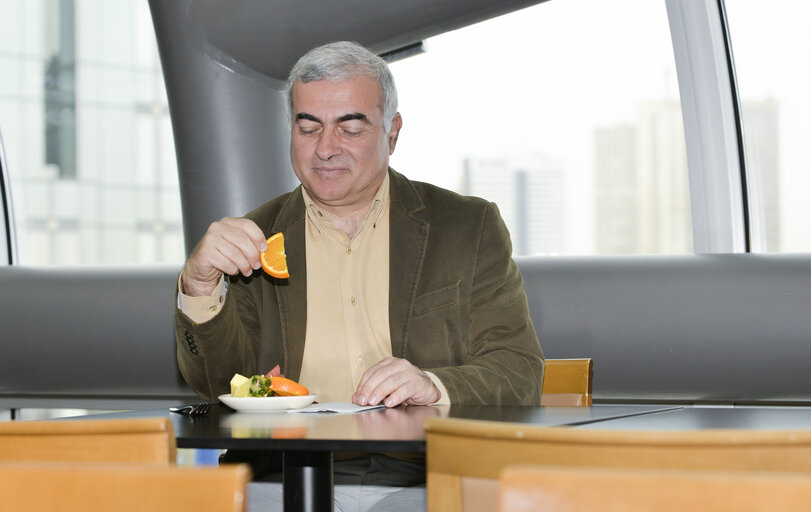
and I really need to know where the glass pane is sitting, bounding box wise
[0,0,183,264]
[724,1,811,253]
[389,0,691,256]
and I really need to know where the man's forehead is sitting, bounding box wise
[292,77,383,119]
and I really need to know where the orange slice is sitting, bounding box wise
[260,232,289,278]
[270,376,309,397]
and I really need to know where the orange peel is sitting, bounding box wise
[260,232,289,278]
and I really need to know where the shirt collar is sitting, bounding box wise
[301,171,390,237]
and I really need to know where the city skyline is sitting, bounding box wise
[458,99,780,257]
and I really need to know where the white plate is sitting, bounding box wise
[218,394,317,412]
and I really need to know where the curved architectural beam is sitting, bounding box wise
[149,0,545,253]
[186,0,547,82]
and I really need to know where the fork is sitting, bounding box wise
[169,402,211,416]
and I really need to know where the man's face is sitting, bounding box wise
[290,75,402,213]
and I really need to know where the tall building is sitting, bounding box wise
[0,0,182,264]
[635,100,692,254]
[461,155,566,255]
[593,100,780,255]
[593,124,637,254]
[594,100,692,254]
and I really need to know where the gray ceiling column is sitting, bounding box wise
[149,0,297,255]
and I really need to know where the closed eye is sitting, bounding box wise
[299,126,320,136]
[295,113,322,136]
[337,113,370,136]
[340,126,363,137]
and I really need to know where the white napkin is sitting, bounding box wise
[287,402,386,414]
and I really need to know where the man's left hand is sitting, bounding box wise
[352,357,440,407]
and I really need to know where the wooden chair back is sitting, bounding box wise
[425,418,811,512]
[0,461,250,512]
[0,418,176,463]
[499,464,811,512]
[540,358,593,406]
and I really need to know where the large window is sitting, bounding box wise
[10,2,790,261]
[389,0,691,256]
[724,1,811,253]
[0,0,183,264]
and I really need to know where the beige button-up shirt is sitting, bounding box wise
[179,174,448,404]
[297,176,392,403]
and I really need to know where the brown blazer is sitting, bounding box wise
[176,169,544,404]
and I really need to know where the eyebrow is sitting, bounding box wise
[295,112,371,125]
[337,113,370,124]
[295,113,321,123]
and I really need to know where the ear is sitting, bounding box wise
[388,113,403,154]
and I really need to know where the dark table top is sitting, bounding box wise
[0,386,198,410]
[82,403,681,452]
[575,405,811,431]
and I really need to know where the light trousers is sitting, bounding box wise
[247,454,427,512]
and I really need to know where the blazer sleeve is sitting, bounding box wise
[426,202,545,405]
[175,275,264,402]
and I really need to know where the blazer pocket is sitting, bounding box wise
[413,281,461,317]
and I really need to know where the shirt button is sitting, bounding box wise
[350,296,357,306]
[357,357,364,365]
[346,247,352,254]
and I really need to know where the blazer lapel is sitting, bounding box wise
[388,169,428,358]
[270,188,307,380]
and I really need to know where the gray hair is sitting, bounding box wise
[285,41,399,133]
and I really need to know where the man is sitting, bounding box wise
[176,41,544,511]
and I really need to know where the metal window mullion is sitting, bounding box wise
[665,0,747,254]
[0,127,16,265]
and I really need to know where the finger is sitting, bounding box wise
[191,234,249,277]
[214,243,255,277]
[373,374,415,407]
[216,226,264,270]
[222,217,268,253]
[355,357,397,394]
[360,373,409,407]
[182,218,267,295]
[215,229,263,274]
[358,360,422,407]
[354,358,401,404]
[201,223,265,276]
[373,371,435,408]
[372,368,439,407]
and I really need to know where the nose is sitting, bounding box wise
[315,129,340,160]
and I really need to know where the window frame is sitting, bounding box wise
[666,0,748,254]
[0,127,15,265]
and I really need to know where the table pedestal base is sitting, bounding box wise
[283,451,334,512]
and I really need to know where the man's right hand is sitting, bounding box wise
[181,217,268,297]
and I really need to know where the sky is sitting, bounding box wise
[388,0,679,189]
[386,0,811,252]
[388,0,684,252]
